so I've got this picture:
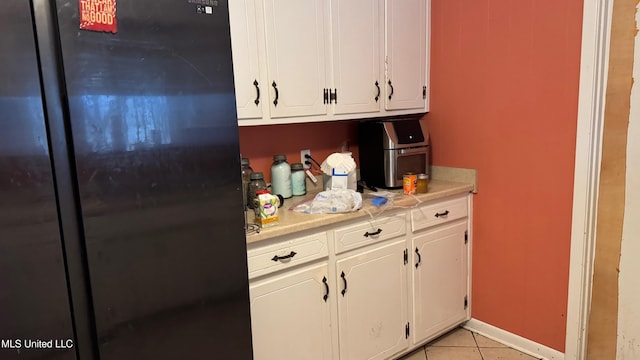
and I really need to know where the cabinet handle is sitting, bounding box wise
[271,251,296,262]
[415,247,422,268]
[322,276,329,302]
[363,228,382,237]
[375,81,380,102]
[340,271,347,296]
[388,79,394,100]
[253,79,260,105]
[272,81,279,106]
[434,210,450,218]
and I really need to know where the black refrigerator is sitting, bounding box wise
[0,1,253,359]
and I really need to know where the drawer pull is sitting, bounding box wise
[434,210,450,218]
[364,228,383,237]
[322,276,329,302]
[415,247,422,268]
[271,251,297,262]
[272,81,279,106]
[340,271,347,296]
[253,79,260,105]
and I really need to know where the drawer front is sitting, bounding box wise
[247,232,328,279]
[411,196,468,232]
[333,214,406,254]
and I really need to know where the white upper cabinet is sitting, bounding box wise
[229,0,263,119]
[230,0,430,125]
[262,0,329,119]
[385,0,428,111]
[330,0,383,115]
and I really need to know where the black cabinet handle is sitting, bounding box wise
[388,79,394,100]
[375,81,380,102]
[364,228,382,237]
[272,81,279,106]
[415,247,422,268]
[322,276,329,302]
[253,79,260,105]
[271,251,296,262]
[435,210,450,218]
[340,271,347,296]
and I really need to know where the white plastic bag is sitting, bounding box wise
[292,189,362,214]
[321,152,357,190]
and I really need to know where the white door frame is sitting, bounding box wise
[564,0,613,359]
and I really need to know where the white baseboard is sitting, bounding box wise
[463,319,565,360]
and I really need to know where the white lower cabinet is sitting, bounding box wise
[248,194,471,360]
[412,220,469,344]
[249,262,332,360]
[336,240,408,360]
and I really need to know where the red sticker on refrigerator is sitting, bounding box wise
[79,0,117,33]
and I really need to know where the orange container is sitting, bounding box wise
[403,173,417,195]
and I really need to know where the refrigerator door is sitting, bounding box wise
[0,1,76,360]
[53,1,253,359]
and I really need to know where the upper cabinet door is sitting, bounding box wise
[331,0,382,115]
[385,0,427,111]
[262,0,328,119]
[229,0,263,119]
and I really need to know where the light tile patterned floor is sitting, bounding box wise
[398,327,542,360]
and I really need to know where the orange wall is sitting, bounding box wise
[238,121,359,182]
[426,0,583,351]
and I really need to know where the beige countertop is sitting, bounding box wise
[245,179,474,244]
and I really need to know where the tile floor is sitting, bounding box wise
[397,327,541,360]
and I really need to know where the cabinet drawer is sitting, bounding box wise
[333,214,406,254]
[247,232,328,279]
[411,196,468,232]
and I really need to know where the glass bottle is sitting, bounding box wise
[241,158,254,208]
[270,154,292,198]
[247,172,267,209]
[290,162,306,196]
[417,173,429,193]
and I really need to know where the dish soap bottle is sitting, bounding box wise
[270,154,292,199]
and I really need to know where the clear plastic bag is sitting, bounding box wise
[292,189,362,214]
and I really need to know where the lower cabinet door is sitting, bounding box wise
[250,263,332,360]
[412,220,469,344]
[336,240,408,360]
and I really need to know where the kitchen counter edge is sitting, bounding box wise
[245,179,474,244]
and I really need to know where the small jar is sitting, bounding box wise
[241,158,254,208]
[270,154,292,198]
[417,173,429,194]
[247,172,267,209]
[290,162,306,196]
